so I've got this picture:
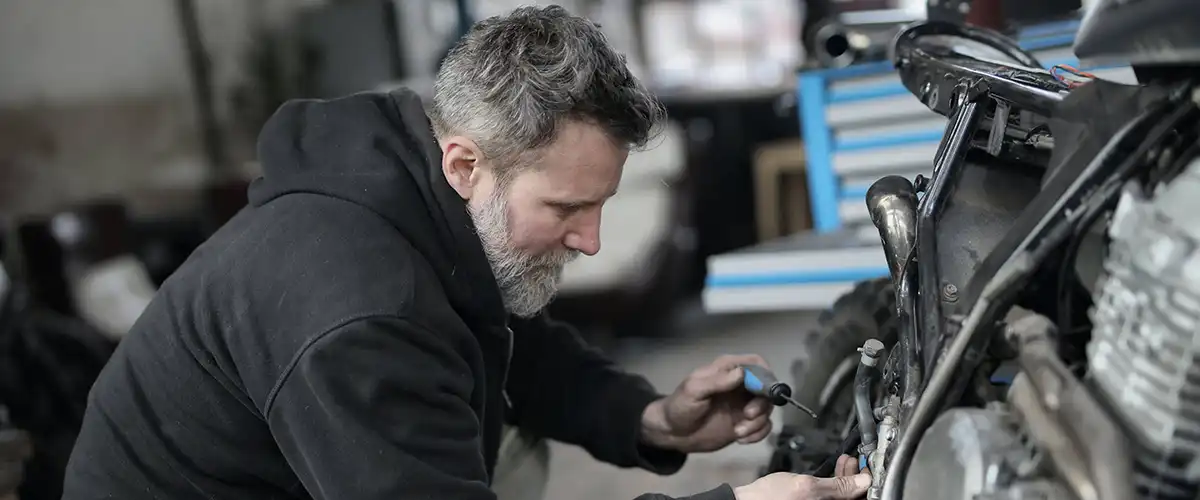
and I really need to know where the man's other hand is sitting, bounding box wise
[735,455,871,500]
[640,354,775,453]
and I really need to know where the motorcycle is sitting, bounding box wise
[764,1,1200,499]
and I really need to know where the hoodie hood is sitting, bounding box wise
[247,89,508,329]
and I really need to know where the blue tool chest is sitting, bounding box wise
[798,19,1108,234]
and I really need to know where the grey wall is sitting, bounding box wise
[0,0,639,217]
[0,0,318,216]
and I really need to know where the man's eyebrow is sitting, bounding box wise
[550,188,620,208]
[549,199,599,209]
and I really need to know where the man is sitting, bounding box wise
[63,6,869,500]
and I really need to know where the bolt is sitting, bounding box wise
[942,283,959,302]
[862,339,885,358]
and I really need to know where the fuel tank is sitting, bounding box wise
[1074,0,1200,67]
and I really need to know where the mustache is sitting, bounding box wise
[547,248,580,263]
[531,248,579,269]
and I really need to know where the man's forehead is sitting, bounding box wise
[516,159,622,201]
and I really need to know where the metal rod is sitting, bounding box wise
[854,339,885,454]
[782,395,819,420]
[918,100,981,386]
[1007,314,1136,500]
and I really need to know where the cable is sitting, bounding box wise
[1051,64,1096,89]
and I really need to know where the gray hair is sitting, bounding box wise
[428,5,666,180]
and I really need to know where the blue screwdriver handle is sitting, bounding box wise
[740,364,788,404]
[740,364,819,420]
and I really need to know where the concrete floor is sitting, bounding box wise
[541,306,822,500]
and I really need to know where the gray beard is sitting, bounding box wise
[468,189,579,318]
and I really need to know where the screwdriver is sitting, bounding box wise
[740,364,819,420]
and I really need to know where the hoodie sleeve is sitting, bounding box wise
[264,315,737,500]
[504,314,688,475]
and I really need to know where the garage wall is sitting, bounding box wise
[0,0,187,106]
[0,0,628,217]
[6,0,1098,217]
[0,0,318,216]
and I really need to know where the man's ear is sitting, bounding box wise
[440,136,485,200]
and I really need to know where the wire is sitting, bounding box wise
[1051,64,1096,89]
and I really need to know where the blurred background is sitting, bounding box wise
[0,0,1116,499]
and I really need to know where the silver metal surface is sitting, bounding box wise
[1008,314,1136,500]
[782,395,819,421]
[866,174,922,437]
[860,339,886,366]
[1089,157,1200,499]
[902,407,1022,500]
[866,176,919,288]
[868,396,900,500]
[880,252,1033,500]
[883,96,1173,500]
[813,22,857,69]
[975,480,1073,500]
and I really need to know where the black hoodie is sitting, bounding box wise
[61,89,737,500]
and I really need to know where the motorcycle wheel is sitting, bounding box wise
[784,278,897,434]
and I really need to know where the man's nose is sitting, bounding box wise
[564,212,602,256]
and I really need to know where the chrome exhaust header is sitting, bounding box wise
[865,175,923,492]
[866,176,918,285]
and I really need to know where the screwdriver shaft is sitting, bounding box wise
[782,394,819,420]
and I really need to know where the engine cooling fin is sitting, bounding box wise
[1088,158,1200,500]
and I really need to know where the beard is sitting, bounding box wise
[468,188,579,318]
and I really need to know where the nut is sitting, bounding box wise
[942,283,959,302]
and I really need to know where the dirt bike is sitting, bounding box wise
[764,2,1200,499]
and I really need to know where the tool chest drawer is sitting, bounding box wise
[795,19,1130,234]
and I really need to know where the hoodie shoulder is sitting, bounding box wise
[228,193,425,321]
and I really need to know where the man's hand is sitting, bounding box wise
[640,354,775,453]
[734,455,871,500]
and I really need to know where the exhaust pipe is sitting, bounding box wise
[866,176,918,284]
[865,175,923,439]
[805,10,919,69]
[812,21,858,69]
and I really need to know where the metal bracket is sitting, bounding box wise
[988,100,1011,156]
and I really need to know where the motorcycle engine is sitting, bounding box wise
[901,159,1200,500]
[1087,157,1200,500]
[904,406,1072,499]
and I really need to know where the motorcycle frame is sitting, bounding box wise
[879,20,1067,415]
[870,20,1199,500]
